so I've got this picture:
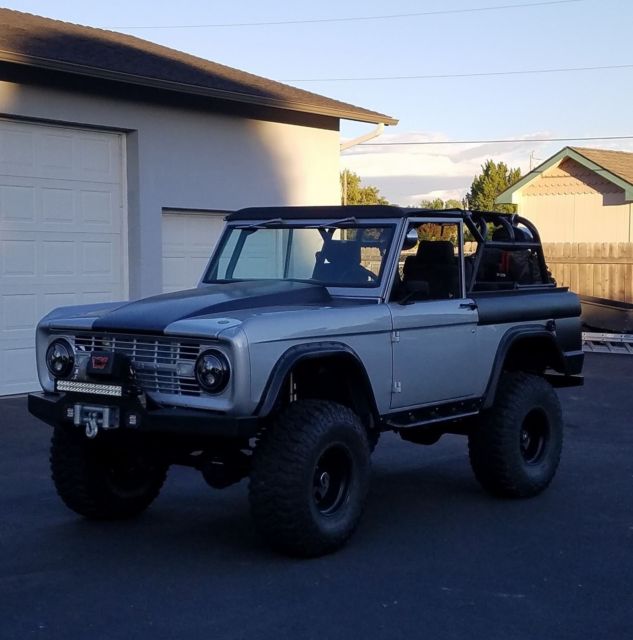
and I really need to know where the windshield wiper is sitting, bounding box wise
[310,216,358,229]
[236,218,284,230]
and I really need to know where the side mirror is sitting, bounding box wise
[402,228,418,251]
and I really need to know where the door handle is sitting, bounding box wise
[459,302,477,310]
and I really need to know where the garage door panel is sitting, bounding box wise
[82,241,116,276]
[1,237,122,285]
[1,176,121,233]
[43,240,76,276]
[162,256,186,293]
[78,135,119,182]
[0,184,36,223]
[0,120,126,396]
[191,255,212,277]
[1,289,118,332]
[161,212,225,293]
[41,187,75,224]
[80,189,117,226]
[42,292,80,313]
[38,131,74,177]
[2,293,38,331]
[80,290,121,305]
[0,344,37,395]
[2,238,37,275]
[0,121,120,184]
[0,127,34,173]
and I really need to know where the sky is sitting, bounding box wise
[4,0,633,205]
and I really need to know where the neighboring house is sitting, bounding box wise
[0,8,397,396]
[496,146,633,243]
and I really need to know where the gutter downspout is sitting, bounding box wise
[340,123,384,152]
[340,123,385,205]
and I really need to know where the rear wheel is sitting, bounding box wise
[50,427,168,519]
[468,372,563,498]
[249,400,371,557]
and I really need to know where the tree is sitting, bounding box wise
[419,197,464,210]
[445,199,464,210]
[419,198,445,210]
[340,170,388,205]
[466,160,521,213]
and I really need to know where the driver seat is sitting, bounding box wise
[403,240,459,299]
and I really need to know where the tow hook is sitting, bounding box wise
[73,404,120,439]
[85,414,99,439]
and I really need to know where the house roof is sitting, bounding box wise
[496,146,633,204]
[0,8,397,126]
[569,147,633,186]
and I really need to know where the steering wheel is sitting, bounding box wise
[341,266,378,284]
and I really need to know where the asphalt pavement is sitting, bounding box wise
[1,353,632,640]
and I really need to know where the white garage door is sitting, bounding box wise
[0,120,126,396]
[162,211,226,293]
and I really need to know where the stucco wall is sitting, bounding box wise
[0,80,341,298]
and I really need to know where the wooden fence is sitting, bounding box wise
[543,243,633,303]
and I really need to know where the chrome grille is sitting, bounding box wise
[72,333,204,396]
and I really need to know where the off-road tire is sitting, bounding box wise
[50,426,168,519]
[468,372,563,498]
[249,400,371,557]
[367,428,381,453]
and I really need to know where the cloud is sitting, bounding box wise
[340,130,554,205]
[356,175,469,206]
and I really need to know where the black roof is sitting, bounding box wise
[0,8,397,126]
[226,205,467,221]
[226,206,543,247]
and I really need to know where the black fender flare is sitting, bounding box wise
[255,341,379,419]
[482,325,565,409]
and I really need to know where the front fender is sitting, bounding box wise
[255,341,378,418]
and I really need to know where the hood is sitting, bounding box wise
[91,280,332,334]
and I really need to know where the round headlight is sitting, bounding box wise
[195,350,230,393]
[46,338,75,379]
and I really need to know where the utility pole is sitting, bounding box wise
[529,150,542,171]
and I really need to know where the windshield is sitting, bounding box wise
[204,224,395,288]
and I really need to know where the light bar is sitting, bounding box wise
[56,380,123,397]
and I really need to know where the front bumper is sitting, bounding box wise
[28,392,261,440]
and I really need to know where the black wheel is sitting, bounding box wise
[468,372,563,498]
[50,426,168,519]
[249,400,371,557]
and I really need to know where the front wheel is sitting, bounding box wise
[50,427,168,519]
[249,400,371,557]
[468,372,563,498]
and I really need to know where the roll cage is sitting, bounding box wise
[210,206,554,299]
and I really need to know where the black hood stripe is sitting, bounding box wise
[92,281,331,334]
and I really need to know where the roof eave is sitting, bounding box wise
[496,146,633,204]
[0,49,398,126]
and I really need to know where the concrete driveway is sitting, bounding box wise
[1,353,632,640]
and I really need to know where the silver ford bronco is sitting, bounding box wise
[29,205,584,556]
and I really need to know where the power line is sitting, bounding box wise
[347,135,633,148]
[286,62,633,83]
[110,0,584,29]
